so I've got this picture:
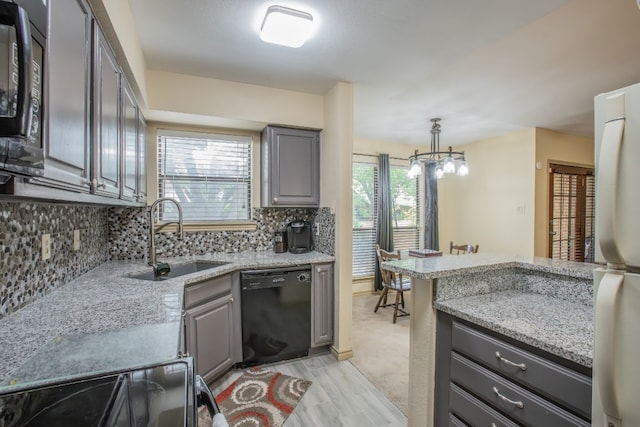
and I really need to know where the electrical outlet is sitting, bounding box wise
[73,229,80,251]
[42,234,51,260]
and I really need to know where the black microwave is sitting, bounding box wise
[0,0,46,183]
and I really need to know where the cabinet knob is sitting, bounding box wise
[97,181,106,189]
[82,179,92,187]
[230,297,234,304]
[317,267,321,273]
[273,197,278,204]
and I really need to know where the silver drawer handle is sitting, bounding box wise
[496,351,527,371]
[493,386,524,409]
[491,424,497,427]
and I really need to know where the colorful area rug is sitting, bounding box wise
[199,368,312,427]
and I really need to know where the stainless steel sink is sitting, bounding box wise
[130,261,229,281]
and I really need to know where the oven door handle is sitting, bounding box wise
[0,2,33,137]
[195,375,229,427]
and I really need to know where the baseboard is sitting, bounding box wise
[329,345,353,361]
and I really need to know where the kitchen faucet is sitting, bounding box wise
[148,197,184,275]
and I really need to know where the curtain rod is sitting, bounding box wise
[353,152,408,161]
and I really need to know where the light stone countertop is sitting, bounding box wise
[382,253,596,367]
[0,250,334,392]
[381,252,595,280]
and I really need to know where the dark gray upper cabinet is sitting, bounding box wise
[136,113,147,203]
[120,79,137,201]
[261,125,320,207]
[2,1,147,205]
[92,25,121,198]
[311,262,334,347]
[43,0,92,192]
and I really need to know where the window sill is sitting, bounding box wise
[154,221,258,233]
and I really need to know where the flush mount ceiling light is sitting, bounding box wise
[260,5,314,48]
[407,118,469,179]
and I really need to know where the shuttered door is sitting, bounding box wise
[549,164,595,262]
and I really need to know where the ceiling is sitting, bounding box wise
[128,0,640,147]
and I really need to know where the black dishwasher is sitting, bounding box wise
[240,266,311,368]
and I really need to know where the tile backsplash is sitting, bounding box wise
[0,201,109,319]
[109,206,336,260]
[0,201,335,318]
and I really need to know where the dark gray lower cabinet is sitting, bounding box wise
[435,312,591,427]
[184,272,241,384]
[311,263,334,347]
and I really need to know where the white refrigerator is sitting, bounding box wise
[593,82,640,427]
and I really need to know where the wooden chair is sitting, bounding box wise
[449,242,479,254]
[374,245,410,323]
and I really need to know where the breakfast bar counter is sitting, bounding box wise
[381,253,595,427]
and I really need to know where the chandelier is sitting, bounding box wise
[407,118,469,179]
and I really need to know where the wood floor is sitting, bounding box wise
[210,353,408,426]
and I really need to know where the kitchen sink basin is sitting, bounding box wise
[130,261,229,281]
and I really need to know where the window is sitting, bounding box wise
[352,161,420,277]
[157,130,252,222]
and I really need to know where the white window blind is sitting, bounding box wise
[157,130,252,222]
[352,161,420,278]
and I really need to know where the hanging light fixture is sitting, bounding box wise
[407,118,469,179]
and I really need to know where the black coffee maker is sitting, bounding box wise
[286,221,312,253]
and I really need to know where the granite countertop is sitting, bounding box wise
[0,250,334,392]
[383,253,595,368]
[381,252,595,280]
[434,291,593,367]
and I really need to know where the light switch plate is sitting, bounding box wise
[73,229,80,251]
[42,234,51,260]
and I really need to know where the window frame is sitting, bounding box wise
[148,125,261,232]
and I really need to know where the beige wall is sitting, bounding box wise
[533,128,594,257]
[322,82,354,360]
[438,128,536,257]
[145,71,324,131]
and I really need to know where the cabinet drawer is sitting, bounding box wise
[450,383,518,427]
[452,321,591,418]
[184,274,232,309]
[451,353,589,427]
[449,413,468,427]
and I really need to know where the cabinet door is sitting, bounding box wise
[120,79,137,201]
[92,26,120,197]
[262,126,320,207]
[185,294,235,383]
[311,262,334,347]
[44,0,92,192]
[136,112,147,203]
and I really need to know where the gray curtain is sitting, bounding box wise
[424,161,439,250]
[375,153,394,290]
